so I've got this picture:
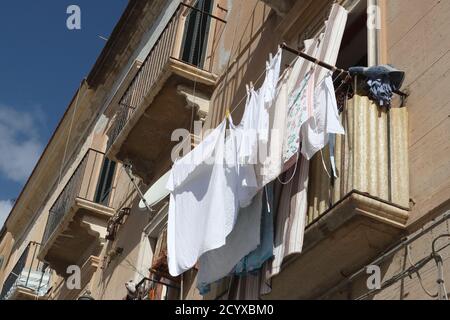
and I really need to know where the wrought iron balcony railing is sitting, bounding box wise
[0,242,52,300]
[106,1,226,152]
[133,277,181,301]
[42,149,111,245]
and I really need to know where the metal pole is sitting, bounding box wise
[124,163,154,213]
[25,242,37,288]
[281,43,348,75]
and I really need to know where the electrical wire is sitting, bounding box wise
[432,234,450,300]
[406,245,438,298]
[355,234,450,300]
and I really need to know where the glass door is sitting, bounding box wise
[94,158,116,206]
[180,0,213,69]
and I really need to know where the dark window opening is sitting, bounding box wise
[180,0,213,68]
[334,1,368,108]
[95,158,116,206]
[335,1,368,69]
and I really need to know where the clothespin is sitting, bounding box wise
[310,58,319,73]
[225,108,231,120]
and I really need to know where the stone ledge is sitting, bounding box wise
[263,191,409,300]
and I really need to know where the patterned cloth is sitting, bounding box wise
[283,70,315,164]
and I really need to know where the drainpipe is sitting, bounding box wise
[367,0,381,67]
[367,0,394,201]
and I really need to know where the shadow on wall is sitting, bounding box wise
[209,1,281,128]
[96,196,151,300]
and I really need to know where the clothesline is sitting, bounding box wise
[281,43,348,74]
[226,43,351,119]
[226,43,407,120]
[168,4,350,296]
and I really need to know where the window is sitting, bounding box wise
[180,0,213,68]
[94,158,116,206]
[333,0,368,107]
[335,0,368,69]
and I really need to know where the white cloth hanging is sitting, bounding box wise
[257,66,290,186]
[301,74,345,160]
[238,47,282,168]
[196,49,282,288]
[314,4,349,87]
[257,47,282,146]
[237,86,259,166]
[167,119,257,277]
[197,192,263,289]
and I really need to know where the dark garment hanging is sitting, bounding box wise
[349,65,405,108]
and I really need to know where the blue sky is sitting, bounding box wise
[0,1,128,227]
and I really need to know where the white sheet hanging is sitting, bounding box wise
[196,49,282,288]
[197,191,263,289]
[198,49,282,287]
[167,119,257,277]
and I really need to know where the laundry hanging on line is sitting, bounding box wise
[196,49,282,291]
[166,118,258,277]
[269,2,348,280]
[166,2,349,296]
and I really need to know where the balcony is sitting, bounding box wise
[264,94,410,299]
[0,242,52,300]
[38,149,115,276]
[47,256,101,300]
[133,277,181,301]
[106,2,225,183]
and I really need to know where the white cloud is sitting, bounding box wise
[0,200,13,229]
[0,105,44,183]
